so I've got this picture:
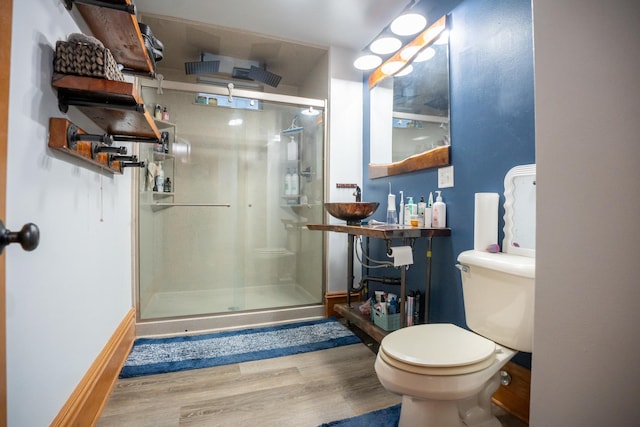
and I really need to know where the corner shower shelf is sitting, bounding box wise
[64,0,156,76]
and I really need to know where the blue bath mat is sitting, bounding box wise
[120,317,361,378]
[320,404,400,427]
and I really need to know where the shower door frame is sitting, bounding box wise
[132,78,328,336]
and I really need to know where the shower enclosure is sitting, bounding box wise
[134,80,325,333]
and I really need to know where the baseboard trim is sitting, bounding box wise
[51,308,135,427]
[492,361,531,424]
[325,291,362,318]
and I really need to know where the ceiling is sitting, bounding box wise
[133,0,414,90]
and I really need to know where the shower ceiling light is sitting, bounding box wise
[390,13,427,37]
[353,54,383,70]
[370,36,402,55]
[228,118,243,126]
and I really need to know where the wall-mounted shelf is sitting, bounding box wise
[65,0,155,76]
[48,118,121,174]
[52,73,160,139]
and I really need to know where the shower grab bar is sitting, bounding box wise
[153,203,231,207]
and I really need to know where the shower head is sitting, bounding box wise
[185,53,220,75]
[248,65,282,88]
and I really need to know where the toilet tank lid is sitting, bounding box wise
[457,250,535,279]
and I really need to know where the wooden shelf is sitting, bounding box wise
[306,223,451,239]
[48,118,122,174]
[73,0,155,75]
[52,73,160,139]
[334,303,389,344]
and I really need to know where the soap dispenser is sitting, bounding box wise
[432,191,447,228]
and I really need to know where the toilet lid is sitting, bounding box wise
[380,324,497,375]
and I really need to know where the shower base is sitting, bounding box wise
[137,283,324,337]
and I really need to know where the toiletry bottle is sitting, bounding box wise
[284,169,291,195]
[290,168,299,195]
[404,196,413,225]
[155,162,164,192]
[162,107,169,121]
[164,177,172,193]
[386,193,397,224]
[287,136,298,161]
[427,192,434,227]
[417,196,426,227]
[154,104,162,120]
[399,191,404,226]
[432,190,447,228]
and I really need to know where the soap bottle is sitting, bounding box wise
[432,191,447,228]
[164,177,172,193]
[162,107,169,121]
[404,196,414,225]
[154,104,162,120]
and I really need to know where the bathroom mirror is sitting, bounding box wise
[369,16,450,179]
[503,164,536,257]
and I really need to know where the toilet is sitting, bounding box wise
[375,165,536,427]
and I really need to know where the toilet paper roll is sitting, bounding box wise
[474,192,499,251]
[388,246,413,267]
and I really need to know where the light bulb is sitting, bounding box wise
[390,13,427,36]
[353,54,382,70]
[370,37,402,55]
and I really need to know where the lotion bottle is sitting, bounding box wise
[290,168,299,195]
[287,136,298,161]
[432,190,447,228]
[417,196,426,227]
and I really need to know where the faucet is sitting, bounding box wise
[353,185,361,202]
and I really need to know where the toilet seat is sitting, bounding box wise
[379,323,497,376]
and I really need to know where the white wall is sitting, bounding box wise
[7,1,134,425]
[531,0,640,425]
[326,46,364,293]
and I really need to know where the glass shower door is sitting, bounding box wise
[137,85,324,320]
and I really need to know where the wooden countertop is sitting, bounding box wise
[306,223,451,239]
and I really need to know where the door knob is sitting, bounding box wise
[0,220,40,253]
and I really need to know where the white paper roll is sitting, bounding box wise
[388,246,413,266]
[474,193,499,251]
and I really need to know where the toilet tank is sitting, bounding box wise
[457,250,535,352]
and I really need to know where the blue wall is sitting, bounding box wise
[362,0,535,362]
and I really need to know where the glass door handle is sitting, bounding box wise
[0,220,40,254]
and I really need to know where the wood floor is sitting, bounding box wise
[98,341,399,427]
[98,324,527,427]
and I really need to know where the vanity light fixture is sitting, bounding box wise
[381,60,408,76]
[369,15,447,88]
[370,36,402,55]
[353,54,383,71]
[413,47,436,62]
[394,64,414,77]
[390,13,427,36]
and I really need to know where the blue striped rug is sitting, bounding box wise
[320,404,400,427]
[120,317,361,378]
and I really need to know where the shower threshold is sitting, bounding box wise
[136,284,324,337]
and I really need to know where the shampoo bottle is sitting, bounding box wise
[287,136,298,161]
[155,162,164,192]
[432,191,447,228]
[284,169,292,195]
[290,168,299,195]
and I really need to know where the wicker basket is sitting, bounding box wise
[54,40,125,81]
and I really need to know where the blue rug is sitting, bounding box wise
[120,317,361,378]
[320,404,400,427]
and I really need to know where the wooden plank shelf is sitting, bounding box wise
[72,0,155,75]
[52,73,160,139]
[306,223,451,239]
[334,302,390,344]
[48,117,122,174]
